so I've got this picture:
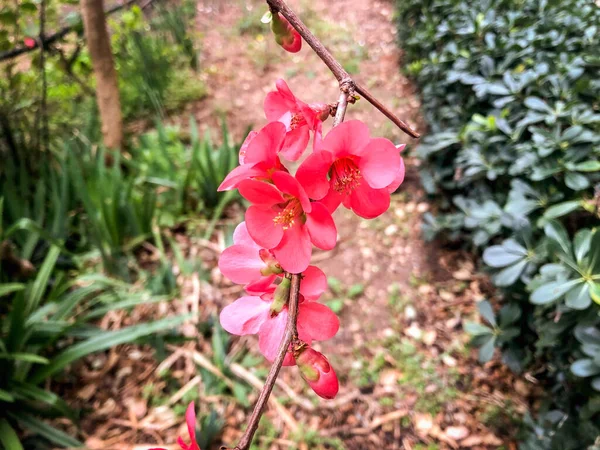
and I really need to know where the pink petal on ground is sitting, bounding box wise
[358,138,402,189]
[220,296,270,335]
[297,302,339,341]
[349,182,390,219]
[321,120,370,158]
[245,205,284,249]
[238,179,284,206]
[305,202,337,250]
[272,223,312,274]
[296,150,334,200]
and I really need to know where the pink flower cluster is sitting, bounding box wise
[218,79,405,399]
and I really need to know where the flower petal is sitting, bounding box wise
[245,274,277,294]
[387,155,406,193]
[297,302,339,341]
[349,182,390,219]
[272,171,312,213]
[184,402,197,450]
[258,310,288,361]
[232,222,258,247]
[244,122,286,165]
[300,266,327,300]
[321,120,370,158]
[264,80,297,122]
[305,202,337,250]
[218,163,265,191]
[319,188,343,214]
[218,244,264,284]
[358,138,402,189]
[246,205,283,249]
[296,150,334,200]
[280,125,310,161]
[272,223,312,274]
[238,179,284,206]
[220,296,270,335]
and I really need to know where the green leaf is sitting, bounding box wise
[0,284,25,298]
[530,279,581,305]
[478,335,496,363]
[0,389,15,403]
[544,220,572,255]
[573,161,600,172]
[571,359,600,378]
[493,259,528,287]
[482,240,526,267]
[565,172,590,191]
[30,314,191,384]
[524,96,552,113]
[498,303,521,327]
[463,321,493,336]
[0,353,49,364]
[592,377,600,391]
[543,201,582,220]
[27,246,60,315]
[573,229,592,264]
[8,412,82,448]
[590,282,600,305]
[0,419,24,450]
[477,300,496,327]
[565,282,590,310]
[347,284,365,299]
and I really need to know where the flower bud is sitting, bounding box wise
[295,346,339,399]
[309,103,330,122]
[271,12,302,53]
[270,276,291,316]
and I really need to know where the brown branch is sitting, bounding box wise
[223,273,301,450]
[266,0,420,139]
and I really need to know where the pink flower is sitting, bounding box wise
[218,122,287,191]
[149,402,200,450]
[264,79,329,161]
[296,120,405,219]
[295,346,339,399]
[24,37,36,48]
[220,288,339,365]
[239,171,337,273]
[219,222,327,296]
[270,13,302,53]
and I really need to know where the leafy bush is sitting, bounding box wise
[396,0,600,445]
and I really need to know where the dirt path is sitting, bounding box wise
[73,1,532,449]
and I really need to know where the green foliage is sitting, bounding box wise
[396,0,600,446]
[0,247,188,447]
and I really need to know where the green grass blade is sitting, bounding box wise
[0,419,23,450]
[0,284,25,298]
[30,314,191,384]
[27,246,60,316]
[8,412,82,448]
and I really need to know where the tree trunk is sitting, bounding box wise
[81,0,123,150]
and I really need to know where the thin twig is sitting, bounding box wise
[266,0,420,138]
[224,274,302,450]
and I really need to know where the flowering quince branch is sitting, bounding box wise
[149,2,417,449]
[265,0,420,139]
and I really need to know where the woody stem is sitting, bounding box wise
[266,0,420,138]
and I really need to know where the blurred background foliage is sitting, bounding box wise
[0,0,243,447]
[396,0,600,447]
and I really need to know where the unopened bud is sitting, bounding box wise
[270,12,302,53]
[270,276,291,316]
[259,249,284,276]
[294,346,339,399]
[309,103,331,122]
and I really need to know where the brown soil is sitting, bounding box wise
[60,1,535,449]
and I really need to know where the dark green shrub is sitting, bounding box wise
[396,0,600,446]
